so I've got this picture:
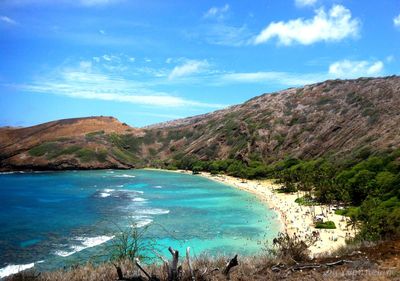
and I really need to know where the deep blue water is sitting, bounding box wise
[0,169,280,278]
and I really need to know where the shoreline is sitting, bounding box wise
[146,168,355,256]
[2,168,355,257]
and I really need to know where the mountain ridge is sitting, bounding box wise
[1,75,399,171]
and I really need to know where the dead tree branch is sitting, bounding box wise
[222,254,238,280]
[186,247,195,281]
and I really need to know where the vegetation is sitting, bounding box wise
[108,223,156,263]
[9,232,398,281]
[28,142,108,163]
[28,142,59,157]
[167,148,400,241]
[269,232,318,262]
[315,221,336,229]
[294,196,317,206]
[75,148,107,163]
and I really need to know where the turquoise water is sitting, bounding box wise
[0,169,280,277]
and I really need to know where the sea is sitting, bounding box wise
[0,169,281,278]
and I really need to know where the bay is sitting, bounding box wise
[0,169,281,277]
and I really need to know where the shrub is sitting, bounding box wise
[295,196,317,206]
[28,142,58,157]
[315,221,336,229]
[269,232,318,262]
[76,148,107,163]
[108,223,156,263]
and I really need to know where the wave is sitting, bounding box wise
[153,185,163,189]
[131,197,148,202]
[0,171,26,175]
[54,235,114,258]
[96,188,144,201]
[113,174,135,178]
[135,218,153,228]
[119,189,144,194]
[96,188,116,198]
[99,192,111,198]
[131,215,153,228]
[0,263,35,278]
[135,208,170,215]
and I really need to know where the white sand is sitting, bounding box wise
[146,168,355,256]
[197,172,356,256]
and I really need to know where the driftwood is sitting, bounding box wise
[114,260,160,281]
[115,264,146,281]
[167,247,180,281]
[116,247,240,281]
[271,259,353,273]
[186,247,195,281]
[222,254,238,280]
[135,259,161,281]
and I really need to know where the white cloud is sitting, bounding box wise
[253,5,360,45]
[328,60,384,78]
[19,64,222,109]
[102,54,112,61]
[204,24,252,46]
[221,71,324,86]
[204,4,230,20]
[79,60,92,70]
[394,14,400,27]
[169,60,209,80]
[386,55,394,63]
[0,16,17,25]
[219,58,385,87]
[295,0,317,7]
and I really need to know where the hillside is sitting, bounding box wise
[144,75,400,164]
[1,76,400,171]
[0,116,144,171]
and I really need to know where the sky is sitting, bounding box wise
[0,0,399,127]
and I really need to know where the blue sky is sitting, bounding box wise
[0,0,399,127]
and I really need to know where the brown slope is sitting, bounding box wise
[1,76,400,171]
[0,116,144,171]
[143,76,400,163]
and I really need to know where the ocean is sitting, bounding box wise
[0,169,281,278]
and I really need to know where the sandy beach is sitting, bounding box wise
[146,168,355,256]
[195,171,355,256]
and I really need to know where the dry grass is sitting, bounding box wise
[6,254,399,281]
[6,240,400,281]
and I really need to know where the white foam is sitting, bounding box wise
[135,208,170,215]
[131,215,153,228]
[114,174,135,178]
[99,192,111,198]
[131,197,147,202]
[153,185,163,189]
[119,189,144,194]
[0,263,35,278]
[54,249,77,257]
[103,188,115,193]
[0,171,26,175]
[135,218,153,228]
[55,235,114,258]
